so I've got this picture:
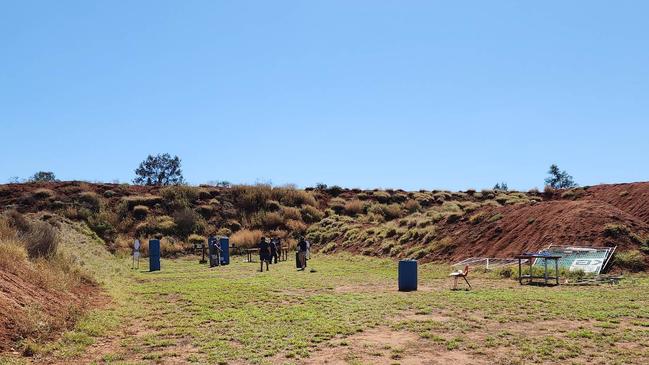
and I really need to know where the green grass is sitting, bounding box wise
[4,224,649,364]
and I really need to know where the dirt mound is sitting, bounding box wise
[0,270,99,352]
[438,200,649,261]
[583,182,649,224]
[0,213,105,353]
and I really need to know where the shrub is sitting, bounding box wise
[603,223,630,238]
[22,220,59,258]
[325,185,344,197]
[446,212,462,224]
[488,213,503,223]
[265,200,282,212]
[356,192,370,200]
[329,198,346,214]
[372,191,391,203]
[281,206,302,221]
[381,204,402,220]
[188,234,205,246]
[286,219,307,234]
[32,188,55,200]
[78,191,102,212]
[613,250,646,272]
[103,190,116,198]
[543,185,556,195]
[122,195,162,209]
[29,171,57,182]
[498,267,513,278]
[252,211,284,230]
[132,205,149,219]
[156,216,176,234]
[196,204,214,217]
[301,205,324,223]
[404,200,422,213]
[230,229,263,249]
[344,199,366,216]
[225,219,242,232]
[198,188,212,200]
[173,208,202,237]
[272,187,317,207]
[230,184,272,213]
[161,185,199,209]
[495,194,509,205]
[87,211,117,240]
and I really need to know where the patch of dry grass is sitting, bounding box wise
[230,229,263,248]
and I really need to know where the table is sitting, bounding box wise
[515,254,561,286]
[244,246,290,263]
[245,248,259,262]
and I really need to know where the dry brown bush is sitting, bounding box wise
[301,205,324,223]
[132,205,149,220]
[344,199,366,216]
[281,206,302,221]
[285,219,307,234]
[230,229,263,248]
[77,191,102,212]
[32,188,55,200]
[161,185,199,209]
[251,211,284,230]
[404,199,422,213]
[173,208,203,237]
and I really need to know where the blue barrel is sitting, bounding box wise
[219,237,230,265]
[398,259,417,291]
[149,239,161,272]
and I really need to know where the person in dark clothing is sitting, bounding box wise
[275,237,283,261]
[258,237,270,272]
[297,237,308,270]
[270,237,279,264]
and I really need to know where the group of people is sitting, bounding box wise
[258,236,310,272]
[258,237,282,271]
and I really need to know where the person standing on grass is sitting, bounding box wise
[258,236,270,272]
[276,237,283,261]
[270,237,279,264]
[297,236,308,271]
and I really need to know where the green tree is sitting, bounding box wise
[133,154,184,186]
[493,182,508,191]
[29,171,57,182]
[544,164,577,189]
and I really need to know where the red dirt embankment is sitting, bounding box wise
[0,269,100,352]
[583,182,649,223]
[439,199,649,261]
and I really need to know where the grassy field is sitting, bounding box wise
[2,227,649,365]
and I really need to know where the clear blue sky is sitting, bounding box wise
[2,1,648,191]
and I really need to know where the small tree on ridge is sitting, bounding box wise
[544,164,577,189]
[133,153,184,186]
[29,171,57,182]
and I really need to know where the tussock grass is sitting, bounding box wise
[230,229,263,249]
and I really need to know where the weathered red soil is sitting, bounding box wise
[583,182,649,223]
[437,199,649,261]
[0,267,103,352]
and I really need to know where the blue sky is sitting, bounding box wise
[1,1,648,191]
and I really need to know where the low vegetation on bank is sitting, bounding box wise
[0,211,95,353]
